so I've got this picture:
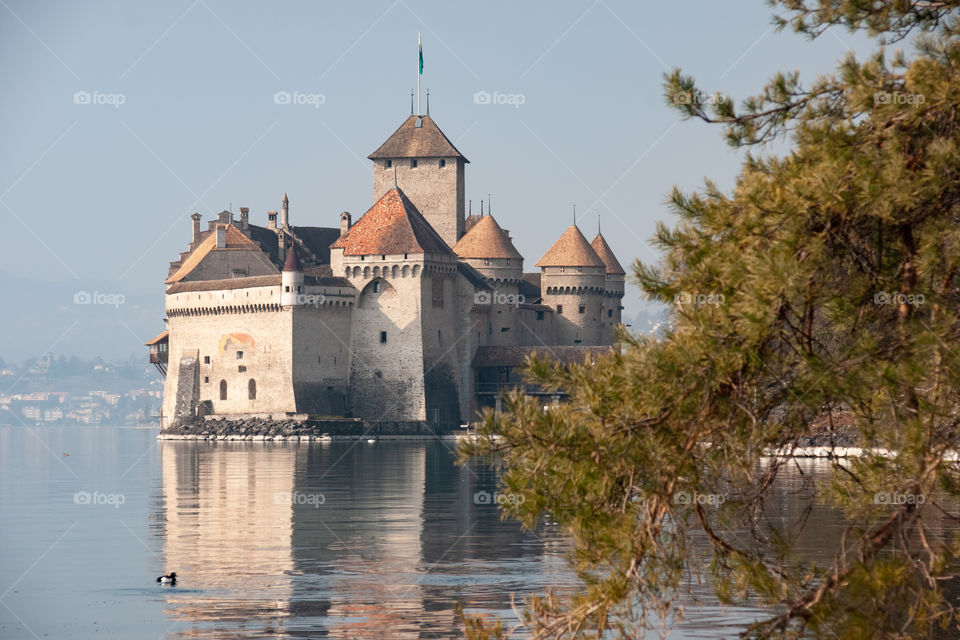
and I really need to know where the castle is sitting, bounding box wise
[147,110,625,429]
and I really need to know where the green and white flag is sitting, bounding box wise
[418,32,423,74]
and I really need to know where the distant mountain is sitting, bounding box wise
[0,270,165,361]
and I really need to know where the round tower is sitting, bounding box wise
[451,214,523,284]
[591,232,626,345]
[536,225,607,345]
[280,244,304,307]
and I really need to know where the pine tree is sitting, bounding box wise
[461,2,960,637]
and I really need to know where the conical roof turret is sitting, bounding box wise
[452,215,523,260]
[535,225,605,268]
[590,233,626,275]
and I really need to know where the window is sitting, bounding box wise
[439,159,446,168]
[382,254,386,260]
[411,159,418,168]
[484,258,491,266]
[203,356,210,364]
[574,339,582,344]
[577,267,583,273]
[219,380,227,400]
[238,365,246,372]
[557,305,563,314]
[380,331,387,344]
[608,309,613,318]
[248,379,256,400]
[236,351,243,359]
[203,376,209,383]
[536,311,544,320]
[579,305,585,314]
[386,160,392,168]
[560,267,565,273]
[374,370,383,379]
[438,329,443,346]
[285,285,290,292]
[373,281,381,293]
[500,327,510,332]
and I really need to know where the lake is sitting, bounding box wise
[0,426,868,638]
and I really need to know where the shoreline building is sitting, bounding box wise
[148,110,624,429]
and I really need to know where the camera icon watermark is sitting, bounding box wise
[473,490,525,506]
[673,491,725,506]
[672,90,728,106]
[873,291,924,307]
[73,90,126,108]
[874,91,925,106]
[74,490,126,508]
[474,290,524,307]
[674,291,724,306]
[74,290,126,308]
[874,491,925,505]
[294,293,326,307]
[473,90,526,108]
[274,90,325,108]
[274,491,325,507]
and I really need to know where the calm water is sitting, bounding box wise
[0,426,880,639]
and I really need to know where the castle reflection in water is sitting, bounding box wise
[155,439,573,638]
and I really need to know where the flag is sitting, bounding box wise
[418,33,423,75]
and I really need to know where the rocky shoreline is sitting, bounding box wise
[157,415,465,440]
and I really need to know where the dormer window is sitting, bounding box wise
[386,160,392,168]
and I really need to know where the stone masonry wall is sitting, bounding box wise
[372,157,464,246]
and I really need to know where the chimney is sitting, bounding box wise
[215,227,226,249]
[239,207,249,233]
[340,211,352,237]
[281,193,289,229]
[190,213,202,244]
[268,211,277,230]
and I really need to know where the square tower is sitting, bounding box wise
[369,115,467,247]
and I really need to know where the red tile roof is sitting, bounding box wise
[368,115,468,161]
[282,243,302,272]
[165,225,265,284]
[535,225,605,268]
[330,187,455,257]
[452,215,523,260]
[590,233,626,275]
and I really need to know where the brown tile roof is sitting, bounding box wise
[590,233,626,275]
[535,225,605,268]
[166,274,281,293]
[144,330,168,346]
[330,187,455,257]
[282,244,302,272]
[368,115,469,161]
[165,225,267,284]
[519,272,542,301]
[452,215,523,260]
[472,345,614,368]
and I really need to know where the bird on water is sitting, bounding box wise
[156,572,177,585]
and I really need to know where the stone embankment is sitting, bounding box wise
[157,415,464,440]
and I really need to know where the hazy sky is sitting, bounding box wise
[0,1,876,360]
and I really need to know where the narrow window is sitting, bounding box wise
[438,329,443,346]
[203,356,210,364]
[380,331,387,344]
[373,281,381,293]
[203,376,209,383]
[439,159,446,168]
[386,159,392,168]
[579,305,585,314]
[536,311,544,320]
[411,159,418,168]
[557,305,563,314]
[248,379,256,400]
[236,351,243,359]
[219,380,227,400]
[285,285,290,292]
[608,309,613,318]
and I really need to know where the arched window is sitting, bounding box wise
[248,379,256,400]
[219,380,227,400]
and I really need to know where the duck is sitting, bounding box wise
[156,572,177,585]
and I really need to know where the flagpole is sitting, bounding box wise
[417,32,422,116]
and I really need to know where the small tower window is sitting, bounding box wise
[248,379,257,400]
[560,267,565,273]
[373,281,381,293]
[557,305,563,314]
[204,376,209,383]
[380,331,387,344]
[238,365,246,373]
[386,160,392,168]
[439,159,446,168]
[411,159,418,168]
[203,356,210,364]
[578,267,583,273]
[579,305,585,314]
[608,309,613,318]
[219,380,227,400]
[236,351,243,359]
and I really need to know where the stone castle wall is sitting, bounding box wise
[372,157,464,246]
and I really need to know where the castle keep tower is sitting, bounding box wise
[369,115,468,247]
[591,232,626,344]
[537,225,608,345]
